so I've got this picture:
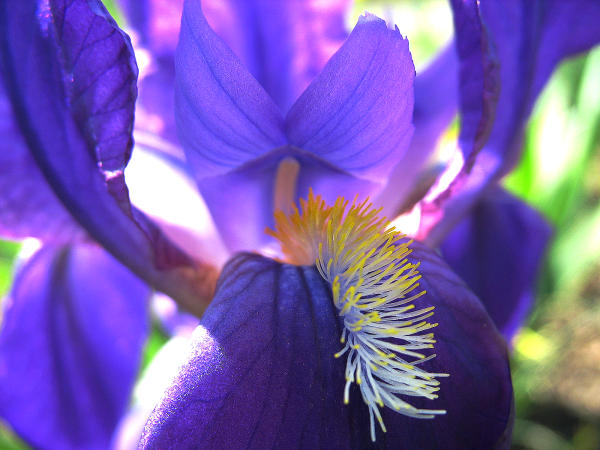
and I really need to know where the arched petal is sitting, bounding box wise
[0,80,82,243]
[481,0,600,174]
[440,188,552,341]
[450,0,500,167]
[422,0,600,245]
[379,242,514,449]
[175,0,286,180]
[285,13,415,183]
[140,250,513,449]
[0,0,217,314]
[202,0,350,113]
[0,244,150,450]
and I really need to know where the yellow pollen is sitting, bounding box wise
[266,189,447,442]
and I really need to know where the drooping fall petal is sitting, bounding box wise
[440,188,552,340]
[0,244,150,450]
[0,0,217,313]
[140,250,513,449]
[0,79,82,243]
[422,0,600,245]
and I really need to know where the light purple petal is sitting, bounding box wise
[421,0,600,245]
[203,0,350,113]
[116,1,184,148]
[1,0,217,314]
[174,0,286,180]
[134,57,181,150]
[140,250,512,448]
[440,188,552,341]
[198,146,378,252]
[0,244,150,450]
[285,13,415,183]
[0,80,82,243]
[376,44,459,216]
[116,0,184,56]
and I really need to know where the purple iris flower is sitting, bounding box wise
[0,0,599,448]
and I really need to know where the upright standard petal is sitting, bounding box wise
[175,0,286,180]
[285,13,415,183]
[0,244,150,450]
[202,0,350,112]
[0,0,217,314]
[421,0,600,245]
[141,250,513,449]
[440,188,552,341]
[0,78,82,243]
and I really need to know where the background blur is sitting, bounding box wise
[1,0,599,448]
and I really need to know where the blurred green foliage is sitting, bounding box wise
[0,241,18,299]
[0,423,26,450]
[505,46,600,450]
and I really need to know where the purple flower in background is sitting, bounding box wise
[0,0,599,448]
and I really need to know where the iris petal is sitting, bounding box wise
[440,188,552,341]
[140,249,512,449]
[422,0,600,245]
[174,0,286,180]
[202,0,350,113]
[376,44,459,216]
[0,244,150,450]
[116,0,184,147]
[198,146,378,252]
[0,0,216,313]
[0,80,82,243]
[116,0,184,57]
[482,0,600,173]
[285,13,415,183]
[450,0,500,165]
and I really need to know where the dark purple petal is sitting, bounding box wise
[450,0,500,167]
[0,1,217,314]
[440,188,552,341]
[140,249,512,449]
[49,0,138,176]
[202,0,350,113]
[0,244,150,450]
[376,44,459,216]
[422,0,600,245]
[285,13,415,183]
[175,0,286,180]
[380,242,514,449]
[0,80,82,243]
[198,146,378,252]
[481,0,600,174]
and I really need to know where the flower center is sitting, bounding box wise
[267,190,447,441]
